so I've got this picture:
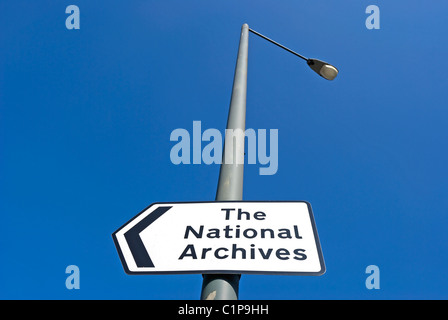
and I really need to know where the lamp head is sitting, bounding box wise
[307,59,339,80]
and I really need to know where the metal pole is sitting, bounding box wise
[200,23,249,300]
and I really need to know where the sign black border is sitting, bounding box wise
[112,201,326,276]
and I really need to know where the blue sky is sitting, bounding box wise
[1,1,448,299]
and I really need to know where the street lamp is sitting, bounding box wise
[248,27,339,81]
[200,23,338,300]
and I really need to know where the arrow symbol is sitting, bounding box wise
[116,206,172,268]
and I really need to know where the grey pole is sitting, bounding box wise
[200,23,249,300]
[199,23,338,300]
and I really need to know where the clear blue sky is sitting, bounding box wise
[1,1,447,299]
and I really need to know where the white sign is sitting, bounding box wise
[112,201,325,275]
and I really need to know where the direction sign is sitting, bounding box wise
[112,201,325,275]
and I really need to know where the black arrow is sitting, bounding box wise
[121,206,172,268]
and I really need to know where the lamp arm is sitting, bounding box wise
[248,28,308,62]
